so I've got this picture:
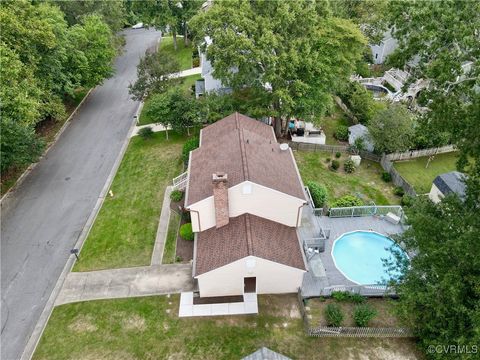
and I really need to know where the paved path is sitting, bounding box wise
[131,123,170,137]
[1,29,161,360]
[151,186,173,265]
[170,66,201,78]
[55,264,193,306]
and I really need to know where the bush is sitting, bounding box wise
[182,136,199,163]
[330,195,363,208]
[330,159,340,171]
[401,194,415,207]
[179,223,194,241]
[192,57,200,67]
[138,126,154,139]
[325,157,331,163]
[306,181,328,207]
[394,186,405,196]
[331,291,350,302]
[335,151,342,158]
[381,171,392,182]
[334,125,349,141]
[325,304,344,327]
[344,159,355,173]
[353,304,377,327]
[170,190,183,202]
[349,293,366,304]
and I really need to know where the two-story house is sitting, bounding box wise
[184,113,308,298]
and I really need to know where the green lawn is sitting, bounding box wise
[180,73,201,94]
[33,294,423,360]
[393,152,459,194]
[162,211,181,264]
[73,132,187,272]
[314,105,351,145]
[295,151,401,205]
[160,36,193,71]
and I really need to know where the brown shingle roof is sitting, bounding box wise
[195,214,306,275]
[186,113,305,206]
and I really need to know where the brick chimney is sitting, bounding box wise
[212,172,229,228]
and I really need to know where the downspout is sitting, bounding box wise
[296,202,307,227]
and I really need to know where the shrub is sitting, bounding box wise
[192,57,200,67]
[330,159,340,171]
[334,125,349,141]
[179,223,194,241]
[394,186,405,196]
[335,151,342,158]
[353,304,377,327]
[331,291,350,302]
[381,171,392,182]
[182,136,199,163]
[330,195,363,208]
[349,293,366,304]
[344,159,355,173]
[325,157,331,163]
[138,126,154,139]
[325,304,344,327]
[170,190,183,202]
[401,194,415,207]
[306,181,328,207]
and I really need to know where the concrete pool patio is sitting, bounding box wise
[299,207,405,298]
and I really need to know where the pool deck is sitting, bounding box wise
[300,209,405,298]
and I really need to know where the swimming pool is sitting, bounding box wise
[331,231,407,285]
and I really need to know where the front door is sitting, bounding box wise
[244,277,256,293]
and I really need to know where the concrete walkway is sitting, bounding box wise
[170,66,201,78]
[179,292,258,317]
[151,186,173,265]
[131,123,170,137]
[55,264,194,305]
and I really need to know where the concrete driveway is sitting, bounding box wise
[1,29,161,360]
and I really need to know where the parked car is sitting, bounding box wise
[132,22,144,29]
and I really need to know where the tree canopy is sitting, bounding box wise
[190,0,366,136]
[0,0,117,173]
[367,104,414,153]
[388,194,480,359]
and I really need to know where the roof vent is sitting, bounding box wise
[279,143,289,151]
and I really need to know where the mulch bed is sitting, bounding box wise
[175,216,194,263]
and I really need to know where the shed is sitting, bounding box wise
[242,347,292,360]
[429,171,466,203]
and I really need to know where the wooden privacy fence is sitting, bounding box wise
[381,155,417,196]
[288,141,348,153]
[308,326,413,338]
[386,145,456,162]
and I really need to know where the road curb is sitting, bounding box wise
[0,87,95,205]
[20,101,142,360]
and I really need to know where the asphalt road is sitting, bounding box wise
[1,29,161,360]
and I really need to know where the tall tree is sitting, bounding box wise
[367,104,414,153]
[387,0,480,180]
[190,0,366,136]
[387,194,480,359]
[128,51,181,101]
[129,0,202,50]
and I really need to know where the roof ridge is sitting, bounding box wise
[238,128,250,181]
[245,214,254,256]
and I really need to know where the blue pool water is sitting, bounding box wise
[332,231,407,285]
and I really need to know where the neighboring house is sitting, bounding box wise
[242,347,292,360]
[195,37,232,98]
[370,30,398,65]
[429,171,466,203]
[184,112,308,298]
[348,124,374,152]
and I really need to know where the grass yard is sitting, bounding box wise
[160,36,193,71]
[73,132,188,272]
[393,152,459,194]
[162,211,181,264]
[295,151,401,205]
[314,105,351,145]
[33,294,423,360]
[180,73,202,94]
